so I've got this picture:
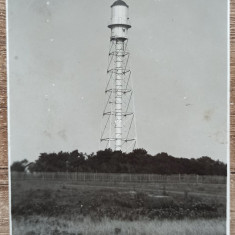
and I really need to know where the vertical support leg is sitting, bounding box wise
[115,39,124,151]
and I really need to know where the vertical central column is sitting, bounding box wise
[115,39,124,151]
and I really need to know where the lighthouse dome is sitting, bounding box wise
[111,0,129,8]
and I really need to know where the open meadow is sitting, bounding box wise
[11,173,227,235]
[12,216,226,235]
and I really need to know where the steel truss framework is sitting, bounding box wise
[100,39,137,152]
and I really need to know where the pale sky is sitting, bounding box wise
[8,0,228,163]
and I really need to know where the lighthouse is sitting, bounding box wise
[101,0,137,152]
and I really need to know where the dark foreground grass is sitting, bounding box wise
[11,180,226,220]
[11,179,226,234]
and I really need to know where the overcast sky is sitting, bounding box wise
[8,0,228,163]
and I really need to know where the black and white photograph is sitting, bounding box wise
[8,0,228,234]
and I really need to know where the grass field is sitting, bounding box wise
[11,177,227,234]
[12,216,226,235]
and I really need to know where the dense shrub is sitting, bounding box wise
[11,148,226,175]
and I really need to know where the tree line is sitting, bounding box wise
[11,148,227,175]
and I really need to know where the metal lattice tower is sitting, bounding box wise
[100,0,137,152]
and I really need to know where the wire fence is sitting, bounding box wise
[11,172,227,184]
